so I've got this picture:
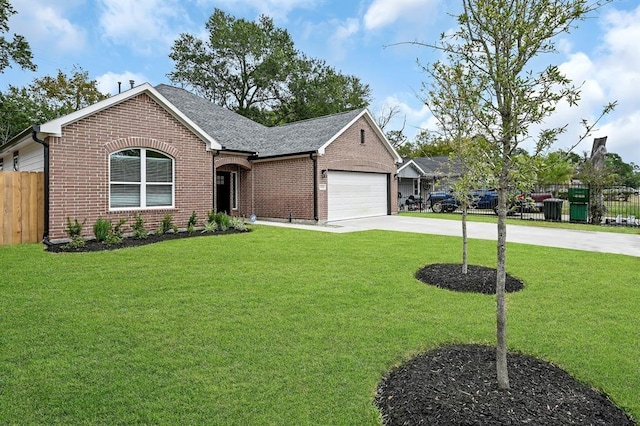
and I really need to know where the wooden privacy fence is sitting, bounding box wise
[0,171,44,245]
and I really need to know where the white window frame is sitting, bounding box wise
[231,171,238,210]
[109,148,175,210]
[13,151,19,171]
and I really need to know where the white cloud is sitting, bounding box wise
[96,71,150,95]
[197,0,318,22]
[98,0,188,53]
[7,1,86,53]
[327,18,360,60]
[364,0,439,31]
[544,5,640,163]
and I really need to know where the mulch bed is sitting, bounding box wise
[376,344,634,425]
[373,263,635,425]
[45,229,248,253]
[415,263,525,294]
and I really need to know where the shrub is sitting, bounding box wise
[160,214,174,234]
[112,218,127,237]
[93,217,111,242]
[132,214,147,239]
[230,217,248,231]
[202,220,217,233]
[65,217,84,238]
[215,212,231,231]
[63,217,86,249]
[207,210,216,224]
[187,211,198,233]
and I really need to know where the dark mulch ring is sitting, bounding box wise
[375,344,635,425]
[416,263,525,294]
[45,229,249,253]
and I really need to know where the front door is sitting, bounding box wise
[216,171,231,213]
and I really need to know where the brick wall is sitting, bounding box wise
[47,93,213,240]
[252,156,316,221]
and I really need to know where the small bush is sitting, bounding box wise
[93,218,111,242]
[215,212,231,231]
[65,217,85,238]
[104,232,123,245]
[132,214,147,239]
[160,214,174,234]
[187,211,198,233]
[207,210,216,224]
[202,220,217,233]
[230,217,248,231]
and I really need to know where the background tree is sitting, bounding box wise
[0,66,107,144]
[0,0,35,73]
[374,105,408,150]
[399,129,455,158]
[420,0,612,390]
[279,56,370,124]
[534,151,576,185]
[169,9,370,125]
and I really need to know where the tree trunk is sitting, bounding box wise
[462,203,468,274]
[496,180,510,390]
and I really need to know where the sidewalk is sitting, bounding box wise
[255,215,640,257]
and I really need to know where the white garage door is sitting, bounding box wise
[327,171,388,221]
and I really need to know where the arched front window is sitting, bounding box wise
[110,148,174,209]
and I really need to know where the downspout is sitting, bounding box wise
[212,150,220,211]
[311,153,318,221]
[31,125,50,244]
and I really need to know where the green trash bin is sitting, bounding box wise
[568,187,589,203]
[569,203,588,222]
[542,198,563,221]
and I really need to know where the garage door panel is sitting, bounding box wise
[327,171,387,221]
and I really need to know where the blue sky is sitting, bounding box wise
[3,0,640,165]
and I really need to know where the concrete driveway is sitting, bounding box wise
[256,215,640,257]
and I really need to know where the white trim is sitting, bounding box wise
[38,83,223,151]
[397,159,426,175]
[231,171,238,210]
[317,109,402,163]
[108,148,175,211]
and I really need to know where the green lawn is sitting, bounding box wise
[1,226,638,424]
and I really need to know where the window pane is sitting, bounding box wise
[146,153,172,183]
[146,185,172,207]
[111,149,141,182]
[111,184,140,208]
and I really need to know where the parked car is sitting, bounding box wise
[426,190,498,213]
[427,190,550,215]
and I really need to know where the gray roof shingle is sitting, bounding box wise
[155,84,365,158]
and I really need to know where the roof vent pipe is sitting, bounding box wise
[129,80,134,89]
[118,82,121,93]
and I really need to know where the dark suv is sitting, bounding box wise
[427,190,499,213]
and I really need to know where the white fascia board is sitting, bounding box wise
[398,160,426,175]
[317,109,403,163]
[38,83,222,151]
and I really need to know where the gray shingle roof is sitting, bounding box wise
[401,156,463,177]
[155,84,365,158]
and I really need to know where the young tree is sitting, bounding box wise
[168,9,370,125]
[421,0,612,389]
[424,61,491,274]
[0,0,35,73]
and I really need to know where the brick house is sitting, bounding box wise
[0,83,401,242]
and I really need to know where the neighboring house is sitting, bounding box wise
[397,156,462,206]
[0,83,401,242]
